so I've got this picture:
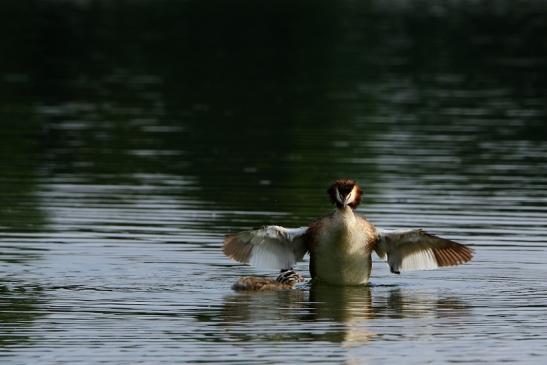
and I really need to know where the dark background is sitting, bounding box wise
[1,0,546,228]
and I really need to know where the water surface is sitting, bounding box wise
[1,1,547,364]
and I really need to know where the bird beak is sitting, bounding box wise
[343,193,352,206]
[336,188,354,207]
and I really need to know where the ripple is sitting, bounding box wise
[2,0,547,363]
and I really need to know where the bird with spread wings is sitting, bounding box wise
[223,179,473,288]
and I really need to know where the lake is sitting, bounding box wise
[1,0,546,364]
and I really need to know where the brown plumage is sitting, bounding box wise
[231,277,293,291]
[223,234,253,264]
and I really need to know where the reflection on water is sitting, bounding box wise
[198,283,471,349]
[308,284,374,322]
[0,282,45,348]
[1,0,547,363]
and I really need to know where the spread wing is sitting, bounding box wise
[223,225,308,270]
[374,228,473,274]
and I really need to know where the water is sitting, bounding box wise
[1,1,547,363]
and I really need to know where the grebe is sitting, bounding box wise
[224,179,473,289]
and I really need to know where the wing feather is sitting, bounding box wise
[223,225,308,270]
[375,228,473,273]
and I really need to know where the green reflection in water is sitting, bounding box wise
[0,108,47,235]
[1,0,544,209]
[0,108,47,349]
[0,283,45,348]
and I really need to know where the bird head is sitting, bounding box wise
[327,179,362,209]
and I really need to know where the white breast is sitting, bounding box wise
[314,209,373,285]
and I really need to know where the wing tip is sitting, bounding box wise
[434,243,474,267]
[420,230,474,267]
[223,234,252,264]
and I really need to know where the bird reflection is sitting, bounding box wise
[219,289,308,323]
[307,282,375,346]
[196,283,470,346]
[307,282,373,322]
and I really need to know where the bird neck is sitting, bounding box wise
[334,206,356,224]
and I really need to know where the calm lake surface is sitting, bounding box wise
[1,1,547,364]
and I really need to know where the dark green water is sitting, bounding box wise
[1,1,547,363]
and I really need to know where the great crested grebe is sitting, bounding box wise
[224,179,473,289]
